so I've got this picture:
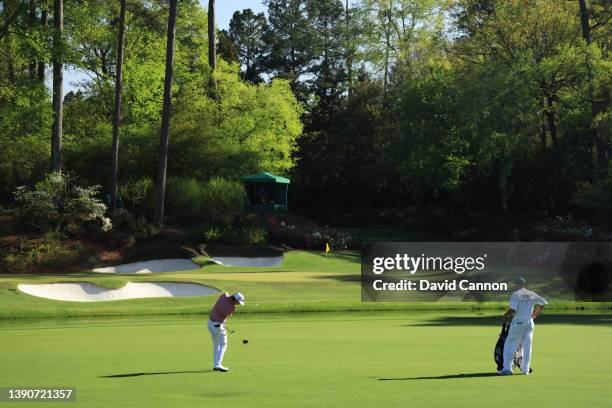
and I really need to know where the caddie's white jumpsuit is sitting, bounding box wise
[503,288,548,373]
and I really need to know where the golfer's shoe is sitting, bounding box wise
[499,370,513,376]
[213,366,229,372]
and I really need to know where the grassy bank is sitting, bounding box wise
[0,251,610,319]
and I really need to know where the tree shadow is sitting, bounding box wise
[377,372,499,381]
[99,369,208,378]
[408,314,612,327]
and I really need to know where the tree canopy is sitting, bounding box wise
[1,0,610,229]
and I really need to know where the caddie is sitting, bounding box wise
[500,277,547,375]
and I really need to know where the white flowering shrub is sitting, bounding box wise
[534,214,594,240]
[14,172,112,234]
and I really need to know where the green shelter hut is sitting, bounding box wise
[240,172,290,214]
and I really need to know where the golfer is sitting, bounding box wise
[500,277,547,375]
[208,292,245,372]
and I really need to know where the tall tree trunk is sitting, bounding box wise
[51,0,63,172]
[246,54,251,80]
[346,0,352,100]
[208,0,216,70]
[540,121,547,152]
[540,96,547,153]
[578,0,591,44]
[498,163,509,212]
[4,0,16,82]
[208,0,218,99]
[383,44,389,101]
[578,0,608,177]
[382,3,392,103]
[38,1,48,81]
[28,0,37,78]
[545,94,559,162]
[6,38,15,83]
[110,0,127,217]
[594,129,609,176]
[154,0,178,225]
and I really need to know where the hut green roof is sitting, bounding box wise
[240,172,290,184]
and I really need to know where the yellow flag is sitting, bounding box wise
[325,243,331,253]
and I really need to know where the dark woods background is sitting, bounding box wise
[261,0,610,223]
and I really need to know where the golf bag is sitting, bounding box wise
[494,321,524,371]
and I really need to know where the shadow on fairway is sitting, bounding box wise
[99,369,208,378]
[311,251,361,263]
[377,372,499,381]
[315,274,362,282]
[408,314,612,327]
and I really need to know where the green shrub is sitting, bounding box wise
[572,175,612,224]
[268,216,359,249]
[0,233,85,273]
[13,172,111,234]
[165,177,206,223]
[203,225,223,242]
[119,177,154,214]
[106,211,159,246]
[0,205,15,237]
[201,177,244,222]
[203,216,266,245]
[165,177,244,224]
[221,224,267,245]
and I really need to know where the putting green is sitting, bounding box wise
[1,312,611,408]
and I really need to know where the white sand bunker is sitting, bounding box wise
[17,281,219,302]
[92,259,200,274]
[210,256,283,267]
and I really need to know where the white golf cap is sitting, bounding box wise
[233,292,245,305]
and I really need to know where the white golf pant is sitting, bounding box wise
[207,319,228,368]
[503,318,534,373]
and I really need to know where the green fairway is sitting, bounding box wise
[2,249,611,407]
[1,312,611,408]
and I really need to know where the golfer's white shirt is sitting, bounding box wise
[509,288,548,320]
